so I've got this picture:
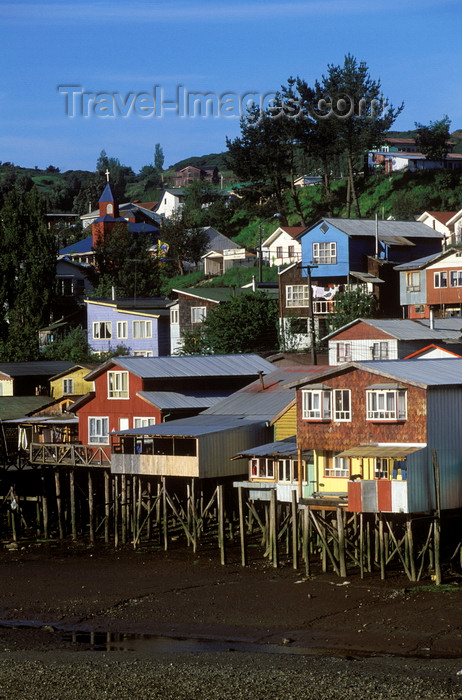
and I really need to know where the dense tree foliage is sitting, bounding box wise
[0,187,57,360]
[415,115,452,163]
[329,287,377,332]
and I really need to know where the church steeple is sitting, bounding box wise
[98,180,119,218]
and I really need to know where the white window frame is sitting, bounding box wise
[191,306,207,323]
[250,457,275,479]
[108,371,129,399]
[133,319,152,339]
[372,341,389,360]
[134,417,156,428]
[434,271,448,288]
[325,452,350,478]
[92,321,112,339]
[278,459,299,483]
[170,308,179,324]
[312,241,337,265]
[334,389,351,421]
[366,389,407,421]
[132,350,153,357]
[450,270,462,287]
[62,378,74,394]
[119,418,129,431]
[88,417,109,444]
[336,342,352,363]
[117,320,128,339]
[302,389,332,420]
[286,285,309,307]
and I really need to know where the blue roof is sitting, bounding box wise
[59,236,93,255]
[128,222,159,234]
[99,183,115,203]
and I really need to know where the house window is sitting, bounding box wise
[434,271,448,288]
[92,321,112,339]
[406,271,420,292]
[302,389,332,419]
[372,341,389,360]
[278,459,298,483]
[132,350,153,357]
[366,388,407,420]
[288,245,295,258]
[119,418,129,431]
[133,320,152,339]
[250,458,275,479]
[325,452,350,478]
[191,306,207,323]
[62,378,74,394]
[334,390,351,421]
[312,241,337,265]
[108,371,128,399]
[374,457,391,479]
[450,270,462,287]
[117,321,128,339]
[286,285,309,307]
[88,417,109,444]
[336,342,352,363]
[170,308,179,324]
[276,246,283,259]
[134,417,156,428]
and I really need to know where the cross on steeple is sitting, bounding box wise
[105,169,110,182]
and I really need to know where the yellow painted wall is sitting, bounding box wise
[314,453,404,493]
[51,368,94,399]
[0,378,13,396]
[273,405,296,441]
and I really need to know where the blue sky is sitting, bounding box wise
[1,0,460,173]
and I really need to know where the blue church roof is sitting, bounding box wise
[99,183,115,203]
[59,236,93,255]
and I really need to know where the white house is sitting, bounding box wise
[262,226,304,267]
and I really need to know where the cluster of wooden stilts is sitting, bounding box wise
[1,465,459,583]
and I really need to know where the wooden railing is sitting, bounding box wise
[29,443,111,467]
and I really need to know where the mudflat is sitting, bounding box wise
[0,542,461,699]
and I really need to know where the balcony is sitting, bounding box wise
[30,443,111,467]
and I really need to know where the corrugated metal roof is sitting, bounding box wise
[234,438,298,458]
[336,444,425,459]
[0,361,74,378]
[394,251,446,270]
[115,415,264,437]
[325,318,462,341]
[0,397,53,420]
[356,358,462,387]
[137,390,230,410]
[99,354,274,380]
[322,218,443,239]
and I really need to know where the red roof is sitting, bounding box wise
[280,226,306,238]
[424,211,457,225]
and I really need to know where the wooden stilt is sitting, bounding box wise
[41,469,49,540]
[162,477,168,551]
[88,470,94,543]
[321,511,327,573]
[217,484,226,565]
[337,507,347,577]
[121,474,127,545]
[302,506,310,577]
[291,490,298,570]
[104,470,110,544]
[114,475,119,548]
[69,469,77,541]
[238,486,247,567]
[379,513,386,580]
[270,489,278,568]
[54,469,64,540]
[406,516,416,582]
[359,513,364,579]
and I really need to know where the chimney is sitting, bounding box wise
[258,371,265,390]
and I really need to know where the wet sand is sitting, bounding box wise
[0,542,461,698]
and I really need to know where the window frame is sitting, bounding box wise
[333,389,351,421]
[302,388,332,420]
[191,306,207,323]
[372,341,389,360]
[324,451,350,478]
[88,416,109,444]
[62,378,74,394]
[434,271,448,288]
[366,388,407,421]
[286,285,309,307]
[107,370,129,399]
[312,241,337,265]
[450,269,462,287]
[117,320,128,339]
[336,341,352,363]
[250,457,275,480]
[405,270,420,292]
[133,417,156,428]
[132,319,152,339]
[92,321,112,340]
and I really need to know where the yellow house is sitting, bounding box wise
[49,364,97,400]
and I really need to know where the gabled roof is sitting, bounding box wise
[0,396,53,420]
[84,354,275,381]
[49,364,99,381]
[286,357,462,390]
[262,225,306,247]
[115,414,264,437]
[298,218,444,241]
[323,317,462,342]
[137,390,230,410]
[418,211,457,226]
[59,236,93,256]
[233,437,298,459]
[0,361,74,378]
[99,183,115,203]
[85,297,171,317]
[403,344,462,359]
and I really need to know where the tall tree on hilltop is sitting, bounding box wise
[415,115,452,163]
[0,187,57,360]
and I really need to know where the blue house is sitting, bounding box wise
[297,218,444,286]
[85,297,171,356]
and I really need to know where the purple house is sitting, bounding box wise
[85,297,171,357]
